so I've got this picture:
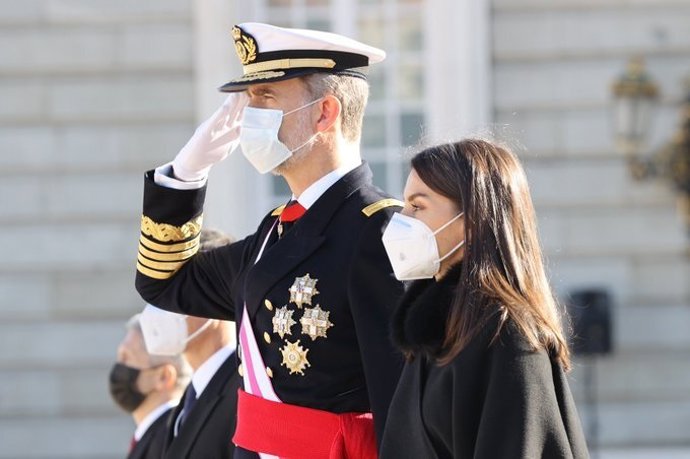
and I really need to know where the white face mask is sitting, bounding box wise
[139,304,213,356]
[382,212,465,281]
[238,98,322,174]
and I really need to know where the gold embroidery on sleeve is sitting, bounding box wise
[140,215,203,242]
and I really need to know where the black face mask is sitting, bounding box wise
[109,363,147,413]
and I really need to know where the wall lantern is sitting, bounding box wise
[612,57,690,234]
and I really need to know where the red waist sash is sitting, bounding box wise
[233,389,377,459]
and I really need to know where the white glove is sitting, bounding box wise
[171,92,249,182]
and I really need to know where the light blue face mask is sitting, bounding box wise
[238,98,322,174]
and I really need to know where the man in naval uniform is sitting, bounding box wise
[139,229,240,459]
[134,22,404,458]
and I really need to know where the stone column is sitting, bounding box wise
[424,0,492,141]
[193,0,263,238]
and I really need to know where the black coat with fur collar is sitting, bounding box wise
[380,266,589,459]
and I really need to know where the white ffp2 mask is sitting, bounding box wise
[382,212,465,281]
[139,304,212,356]
[238,98,322,174]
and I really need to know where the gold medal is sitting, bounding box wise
[280,339,310,375]
[272,306,296,339]
[300,305,333,341]
[288,274,319,309]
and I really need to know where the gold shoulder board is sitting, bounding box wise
[361,199,404,217]
[271,204,286,217]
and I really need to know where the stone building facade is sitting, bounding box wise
[0,0,688,457]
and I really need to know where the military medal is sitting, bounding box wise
[300,305,333,341]
[288,274,319,309]
[272,306,296,339]
[280,339,310,375]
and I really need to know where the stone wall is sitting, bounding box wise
[0,1,195,457]
[2,0,690,456]
[492,0,690,451]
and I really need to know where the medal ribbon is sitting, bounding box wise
[238,218,282,459]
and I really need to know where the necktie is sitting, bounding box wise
[178,384,197,428]
[278,200,306,238]
[129,436,137,454]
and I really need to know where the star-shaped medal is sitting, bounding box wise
[280,340,310,375]
[288,274,319,309]
[272,306,296,339]
[300,305,334,341]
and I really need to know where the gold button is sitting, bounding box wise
[266,367,273,378]
[264,299,273,311]
[238,364,244,377]
[263,332,271,344]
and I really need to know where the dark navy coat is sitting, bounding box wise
[135,163,404,447]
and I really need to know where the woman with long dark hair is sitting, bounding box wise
[379,139,588,458]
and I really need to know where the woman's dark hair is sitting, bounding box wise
[411,138,571,370]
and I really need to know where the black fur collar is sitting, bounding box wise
[392,264,462,358]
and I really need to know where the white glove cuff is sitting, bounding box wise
[154,162,207,190]
[170,159,212,183]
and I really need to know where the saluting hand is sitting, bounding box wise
[172,92,249,182]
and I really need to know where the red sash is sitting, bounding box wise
[233,389,377,459]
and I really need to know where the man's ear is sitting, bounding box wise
[156,363,178,391]
[314,95,341,133]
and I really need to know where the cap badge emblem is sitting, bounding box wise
[232,26,257,65]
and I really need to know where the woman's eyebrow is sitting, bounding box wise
[405,192,429,201]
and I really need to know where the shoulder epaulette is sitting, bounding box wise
[361,198,404,217]
[271,204,286,217]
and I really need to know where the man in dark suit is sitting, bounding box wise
[109,313,191,459]
[160,317,239,458]
[134,22,404,458]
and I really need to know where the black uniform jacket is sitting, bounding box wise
[135,163,404,444]
[380,265,589,459]
[162,354,240,459]
[128,407,171,459]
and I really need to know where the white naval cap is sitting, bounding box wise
[219,22,386,92]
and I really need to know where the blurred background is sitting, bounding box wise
[1,0,689,457]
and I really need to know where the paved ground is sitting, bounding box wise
[597,447,690,459]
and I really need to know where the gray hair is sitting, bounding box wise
[199,228,234,252]
[126,313,192,390]
[301,73,370,143]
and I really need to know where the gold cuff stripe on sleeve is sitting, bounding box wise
[243,58,336,75]
[138,244,198,262]
[137,253,189,272]
[362,199,404,217]
[139,234,200,253]
[271,204,286,217]
[141,215,203,242]
[136,262,176,280]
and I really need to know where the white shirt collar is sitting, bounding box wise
[134,399,178,441]
[294,160,361,210]
[191,345,235,397]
